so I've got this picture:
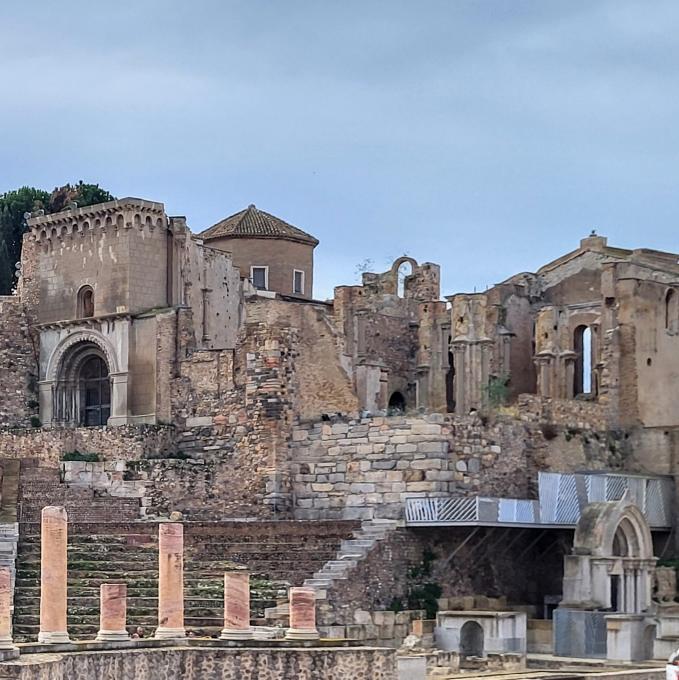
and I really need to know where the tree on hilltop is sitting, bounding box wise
[0,182,115,294]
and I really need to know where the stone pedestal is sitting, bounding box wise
[38,506,70,643]
[155,523,186,639]
[97,583,129,641]
[285,587,319,640]
[0,567,17,653]
[220,572,253,640]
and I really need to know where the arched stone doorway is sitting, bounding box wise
[79,355,110,426]
[39,330,128,427]
[460,620,484,657]
[54,342,111,426]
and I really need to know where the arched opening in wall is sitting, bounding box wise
[459,620,484,657]
[397,261,413,298]
[665,289,678,332]
[77,285,94,318]
[53,341,112,427]
[446,337,456,413]
[388,391,406,414]
[573,325,592,396]
[79,355,111,426]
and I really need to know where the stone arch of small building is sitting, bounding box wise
[573,497,653,561]
[459,620,484,657]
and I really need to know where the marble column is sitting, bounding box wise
[285,587,319,640]
[220,572,253,640]
[0,567,17,651]
[38,506,70,643]
[96,584,129,641]
[155,523,185,639]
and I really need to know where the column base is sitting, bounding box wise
[96,630,130,641]
[0,634,18,652]
[37,631,70,644]
[220,627,254,640]
[154,627,186,640]
[285,627,320,641]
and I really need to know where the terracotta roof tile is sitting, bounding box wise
[198,204,318,246]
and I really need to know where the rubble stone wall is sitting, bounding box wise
[0,297,38,428]
[0,646,396,680]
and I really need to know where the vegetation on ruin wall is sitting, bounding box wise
[388,548,442,619]
[0,182,114,294]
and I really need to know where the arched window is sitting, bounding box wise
[665,289,678,333]
[79,355,110,426]
[397,261,413,297]
[574,325,592,396]
[77,286,94,318]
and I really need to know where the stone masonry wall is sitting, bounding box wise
[0,646,396,680]
[290,414,534,521]
[0,425,176,467]
[517,394,608,431]
[0,297,38,428]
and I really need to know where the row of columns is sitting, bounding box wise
[21,506,319,646]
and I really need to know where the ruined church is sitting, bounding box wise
[0,195,678,675]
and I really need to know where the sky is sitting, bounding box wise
[1,1,678,300]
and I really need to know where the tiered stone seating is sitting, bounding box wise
[13,519,358,640]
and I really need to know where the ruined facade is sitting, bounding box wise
[1,195,679,666]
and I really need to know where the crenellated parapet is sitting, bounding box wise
[26,197,167,245]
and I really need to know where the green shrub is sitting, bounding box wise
[30,416,41,428]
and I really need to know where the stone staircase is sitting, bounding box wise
[13,519,358,641]
[18,465,140,524]
[304,519,399,595]
[265,519,399,624]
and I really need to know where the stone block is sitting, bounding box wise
[311,483,333,492]
[411,459,442,470]
[350,483,376,493]
[186,416,213,427]
[396,444,417,454]
[354,609,372,624]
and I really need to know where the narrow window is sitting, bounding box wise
[574,325,592,395]
[293,269,305,295]
[251,266,268,290]
[77,285,94,318]
[665,289,678,332]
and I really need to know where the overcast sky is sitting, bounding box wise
[1,1,677,299]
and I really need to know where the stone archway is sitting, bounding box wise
[40,329,128,427]
[52,341,111,426]
[460,620,484,657]
[563,496,656,613]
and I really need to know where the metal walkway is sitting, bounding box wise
[404,471,673,530]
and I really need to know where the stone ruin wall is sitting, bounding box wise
[0,297,37,429]
[289,406,624,523]
[0,647,396,680]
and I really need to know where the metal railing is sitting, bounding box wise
[405,472,673,529]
